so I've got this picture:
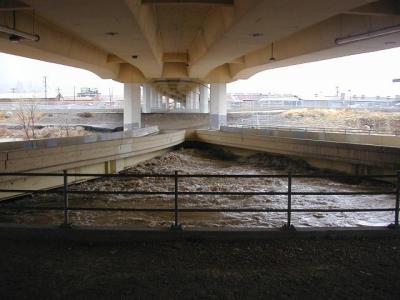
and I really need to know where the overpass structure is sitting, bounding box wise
[1,0,400,130]
[1,0,400,197]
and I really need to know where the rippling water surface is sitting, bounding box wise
[0,148,396,228]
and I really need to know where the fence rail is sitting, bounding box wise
[0,171,399,230]
[228,124,400,136]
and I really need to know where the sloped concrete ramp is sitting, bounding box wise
[0,127,185,199]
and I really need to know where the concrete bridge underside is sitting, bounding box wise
[1,0,400,129]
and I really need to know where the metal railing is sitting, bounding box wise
[0,171,399,230]
[227,124,400,136]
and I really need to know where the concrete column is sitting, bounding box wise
[195,87,200,110]
[150,87,156,110]
[186,93,192,111]
[199,84,209,113]
[142,84,152,113]
[157,92,162,110]
[210,83,227,129]
[191,91,197,111]
[124,83,141,130]
[189,91,197,111]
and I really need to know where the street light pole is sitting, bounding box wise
[43,76,47,102]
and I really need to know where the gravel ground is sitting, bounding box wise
[228,108,400,133]
[0,237,399,299]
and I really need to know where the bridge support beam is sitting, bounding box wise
[186,92,193,111]
[199,84,209,113]
[156,92,162,111]
[124,83,141,130]
[142,84,152,113]
[151,87,158,111]
[210,83,227,129]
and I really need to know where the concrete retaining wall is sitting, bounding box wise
[0,128,185,199]
[221,126,400,147]
[196,129,400,175]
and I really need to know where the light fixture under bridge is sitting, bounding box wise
[335,24,400,46]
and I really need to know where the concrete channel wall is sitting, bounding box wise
[221,126,400,147]
[0,127,185,199]
[196,128,400,176]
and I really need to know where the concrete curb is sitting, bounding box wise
[0,224,398,243]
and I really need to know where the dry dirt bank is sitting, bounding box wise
[229,108,400,133]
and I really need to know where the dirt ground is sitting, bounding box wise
[0,126,92,140]
[229,108,400,133]
[2,108,400,141]
[0,237,399,299]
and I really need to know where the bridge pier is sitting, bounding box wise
[199,84,209,113]
[186,93,192,111]
[124,83,141,130]
[142,84,152,113]
[210,83,227,129]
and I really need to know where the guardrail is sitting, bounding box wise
[227,124,400,136]
[0,171,398,230]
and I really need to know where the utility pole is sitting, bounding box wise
[43,76,47,102]
[109,87,113,105]
[73,86,76,102]
[56,87,63,101]
[348,89,352,108]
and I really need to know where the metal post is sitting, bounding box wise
[60,170,71,228]
[287,172,292,227]
[171,170,182,230]
[396,171,400,227]
[394,171,400,227]
[282,172,295,231]
[389,171,399,229]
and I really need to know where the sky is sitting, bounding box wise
[0,47,400,98]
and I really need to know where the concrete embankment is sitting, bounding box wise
[0,127,185,199]
[222,126,400,147]
[195,127,400,176]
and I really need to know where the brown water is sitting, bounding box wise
[0,148,396,228]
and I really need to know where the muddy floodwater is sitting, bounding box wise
[0,148,396,228]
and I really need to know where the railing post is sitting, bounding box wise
[282,172,295,231]
[60,170,71,228]
[396,171,400,227]
[287,172,292,227]
[171,170,182,231]
[389,171,400,229]
[388,171,400,229]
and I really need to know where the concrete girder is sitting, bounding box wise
[188,0,377,79]
[118,63,146,83]
[21,0,163,79]
[3,0,400,99]
[345,0,400,16]
[124,0,164,77]
[230,13,400,80]
[0,9,119,79]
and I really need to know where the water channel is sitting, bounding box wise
[0,148,395,228]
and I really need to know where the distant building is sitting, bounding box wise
[77,87,100,97]
[227,92,400,110]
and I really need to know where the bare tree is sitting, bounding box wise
[16,100,38,139]
[56,111,72,137]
